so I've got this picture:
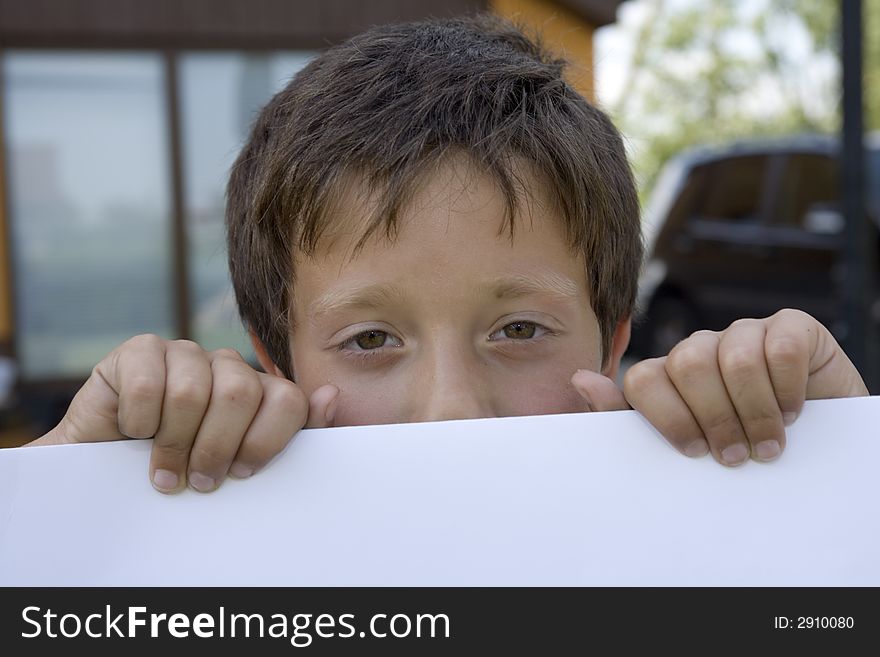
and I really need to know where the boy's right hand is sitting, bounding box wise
[29,334,339,493]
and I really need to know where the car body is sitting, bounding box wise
[629,132,880,358]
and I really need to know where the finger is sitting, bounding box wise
[35,367,128,446]
[149,340,212,493]
[664,331,750,466]
[765,309,868,424]
[186,349,263,492]
[718,320,785,462]
[102,334,167,439]
[623,357,709,458]
[570,369,630,412]
[229,374,309,478]
[760,309,812,424]
[305,384,340,428]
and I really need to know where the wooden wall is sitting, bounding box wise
[491,0,597,102]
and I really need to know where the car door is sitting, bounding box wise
[659,152,780,330]
[761,151,842,333]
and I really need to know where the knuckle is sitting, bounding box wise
[126,333,164,350]
[189,442,233,473]
[172,339,204,354]
[665,344,712,380]
[727,318,759,331]
[765,335,803,367]
[214,373,262,407]
[701,413,743,442]
[719,345,760,379]
[154,439,192,460]
[238,440,281,467]
[124,373,164,403]
[267,379,308,418]
[622,359,658,395]
[165,375,211,410]
[741,412,782,439]
[118,420,152,440]
[212,347,243,361]
[90,361,107,381]
[650,413,704,449]
[773,307,808,323]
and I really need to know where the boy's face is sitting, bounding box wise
[259,157,629,426]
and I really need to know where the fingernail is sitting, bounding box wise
[684,441,708,458]
[721,443,749,466]
[571,369,591,386]
[228,462,254,479]
[325,393,338,425]
[152,469,178,492]
[783,412,797,426]
[188,472,215,493]
[755,440,781,461]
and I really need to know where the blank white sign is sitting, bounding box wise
[1,396,878,585]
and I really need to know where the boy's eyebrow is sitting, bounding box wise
[308,273,582,321]
[487,272,582,301]
[308,283,408,320]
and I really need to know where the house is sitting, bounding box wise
[0,0,624,444]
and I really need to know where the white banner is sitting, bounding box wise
[1,396,878,585]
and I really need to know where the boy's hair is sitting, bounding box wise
[227,14,642,380]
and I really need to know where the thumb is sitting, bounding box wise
[570,369,631,412]
[30,370,126,446]
[304,384,340,428]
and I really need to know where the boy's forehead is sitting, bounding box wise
[290,153,590,320]
[302,152,565,260]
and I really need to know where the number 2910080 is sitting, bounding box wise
[774,617,854,629]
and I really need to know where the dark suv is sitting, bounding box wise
[629,132,880,358]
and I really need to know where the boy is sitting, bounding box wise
[30,15,868,493]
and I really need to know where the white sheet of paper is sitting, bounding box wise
[1,396,878,586]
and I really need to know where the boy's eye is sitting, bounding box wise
[503,322,536,339]
[489,321,548,341]
[355,330,389,349]
[348,330,402,350]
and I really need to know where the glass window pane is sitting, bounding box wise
[695,155,767,222]
[773,153,839,227]
[3,52,173,380]
[180,52,315,361]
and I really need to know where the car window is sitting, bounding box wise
[692,154,767,222]
[658,164,707,232]
[773,153,839,228]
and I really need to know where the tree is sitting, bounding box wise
[604,0,879,200]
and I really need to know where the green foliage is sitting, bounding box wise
[867,0,880,133]
[607,0,879,202]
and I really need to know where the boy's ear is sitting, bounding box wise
[601,317,632,381]
[249,331,286,377]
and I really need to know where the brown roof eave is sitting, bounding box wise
[0,0,489,50]
[551,0,625,27]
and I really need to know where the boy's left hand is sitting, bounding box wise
[571,309,869,466]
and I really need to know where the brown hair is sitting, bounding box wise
[227,13,642,380]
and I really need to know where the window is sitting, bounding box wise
[3,52,172,380]
[693,155,768,222]
[2,50,315,381]
[180,53,314,357]
[773,153,839,228]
